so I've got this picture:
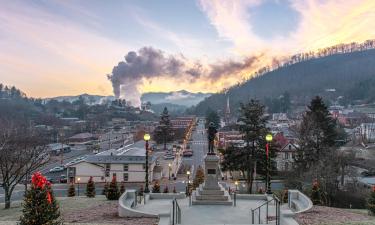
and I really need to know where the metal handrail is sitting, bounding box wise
[171,198,181,225]
[251,195,281,225]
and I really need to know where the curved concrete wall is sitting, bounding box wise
[118,190,158,218]
[288,190,313,213]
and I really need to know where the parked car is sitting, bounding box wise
[59,175,67,183]
[49,166,64,173]
[183,150,193,157]
[163,154,175,160]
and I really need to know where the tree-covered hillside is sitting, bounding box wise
[192,49,375,115]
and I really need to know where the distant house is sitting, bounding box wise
[68,132,96,144]
[47,143,71,155]
[275,140,298,171]
[67,144,157,183]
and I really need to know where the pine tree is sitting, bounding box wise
[86,176,96,198]
[193,166,205,189]
[120,182,126,195]
[68,183,76,197]
[106,176,120,200]
[163,185,169,193]
[368,186,375,215]
[102,182,109,196]
[152,181,161,193]
[19,172,62,225]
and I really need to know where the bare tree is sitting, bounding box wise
[0,120,48,209]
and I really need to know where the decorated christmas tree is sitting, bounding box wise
[368,186,375,215]
[163,185,169,193]
[106,175,120,200]
[68,183,76,197]
[311,180,322,205]
[86,176,96,198]
[102,182,109,196]
[19,172,62,225]
[193,166,205,189]
[152,181,161,193]
[120,182,126,195]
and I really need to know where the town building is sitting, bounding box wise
[67,143,158,183]
[47,143,71,155]
[68,132,96,145]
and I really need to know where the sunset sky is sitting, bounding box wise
[1,0,375,99]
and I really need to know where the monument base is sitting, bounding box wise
[191,154,232,206]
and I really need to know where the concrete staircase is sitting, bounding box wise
[192,183,232,205]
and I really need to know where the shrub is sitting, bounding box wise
[86,176,96,198]
[106,176,120,200]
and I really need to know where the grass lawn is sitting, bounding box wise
[0,195,158,225]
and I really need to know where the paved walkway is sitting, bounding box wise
[135,197,276,224]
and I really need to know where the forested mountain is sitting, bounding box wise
[192,49,375,115]
[141,90,212,107]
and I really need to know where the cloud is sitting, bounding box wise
[108,47,263,106]
[198,0,375,55]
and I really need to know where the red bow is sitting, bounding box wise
[31,172,52,203]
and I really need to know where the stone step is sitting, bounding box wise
[198,189,225,195]
[195,194,229,201]
[191,199,233,205]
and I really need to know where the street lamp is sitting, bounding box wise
[186,170,191,195]
[234,180,239,192]
[168,163,172,180]
[265,134,273,194]
[144,133,151,193]
[77,177,81,196]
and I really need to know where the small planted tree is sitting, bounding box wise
[152,181,161,193]
[19,172,62,225]
[68,183,76,197]
[120,182,126,195]
[368,186,375,215]
[102,182,109,196]
[311,180,322,205]
[86,176,96,198]
[193,166,205,189]
[163,185,169,193]
[106,175,120,200]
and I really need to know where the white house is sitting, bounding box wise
[275,142,298,171]
[67,144,158,184]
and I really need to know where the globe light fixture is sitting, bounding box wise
[266,134,273,142]
[144,133,151,141]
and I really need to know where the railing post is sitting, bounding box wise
[266,200,268,224]
[234,192,236,207]
[172,200,175,225]
[258,208,261,223]
[251,209,254,224]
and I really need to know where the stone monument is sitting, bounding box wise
[192,122,232,205]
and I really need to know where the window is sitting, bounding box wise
[105,164,110,171]
[123,173,129,181]
[123,164,129,171]
[105,171,110,177]
[113,173,116,177]
[285,153,289,159]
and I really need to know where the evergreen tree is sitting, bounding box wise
[68,183,76,197]
[163,185,169,193]
[205,109,220,128]
[368,186,375,215]
[193,166,205,189]
[102,182,109,196]
[120,182,126,195]
[106,176,120,200]
[86,176,96,198]
[152,181,161,193]
[222,99,272,194]
[19,172,62,225]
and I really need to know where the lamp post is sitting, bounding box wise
[144,133,151,193]
[168,163,172,180]
[265,134,273,194]
[186,170,190,195]
[234,180,239,192]
[77,177,81,196]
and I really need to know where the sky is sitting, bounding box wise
[1,0,375,102]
